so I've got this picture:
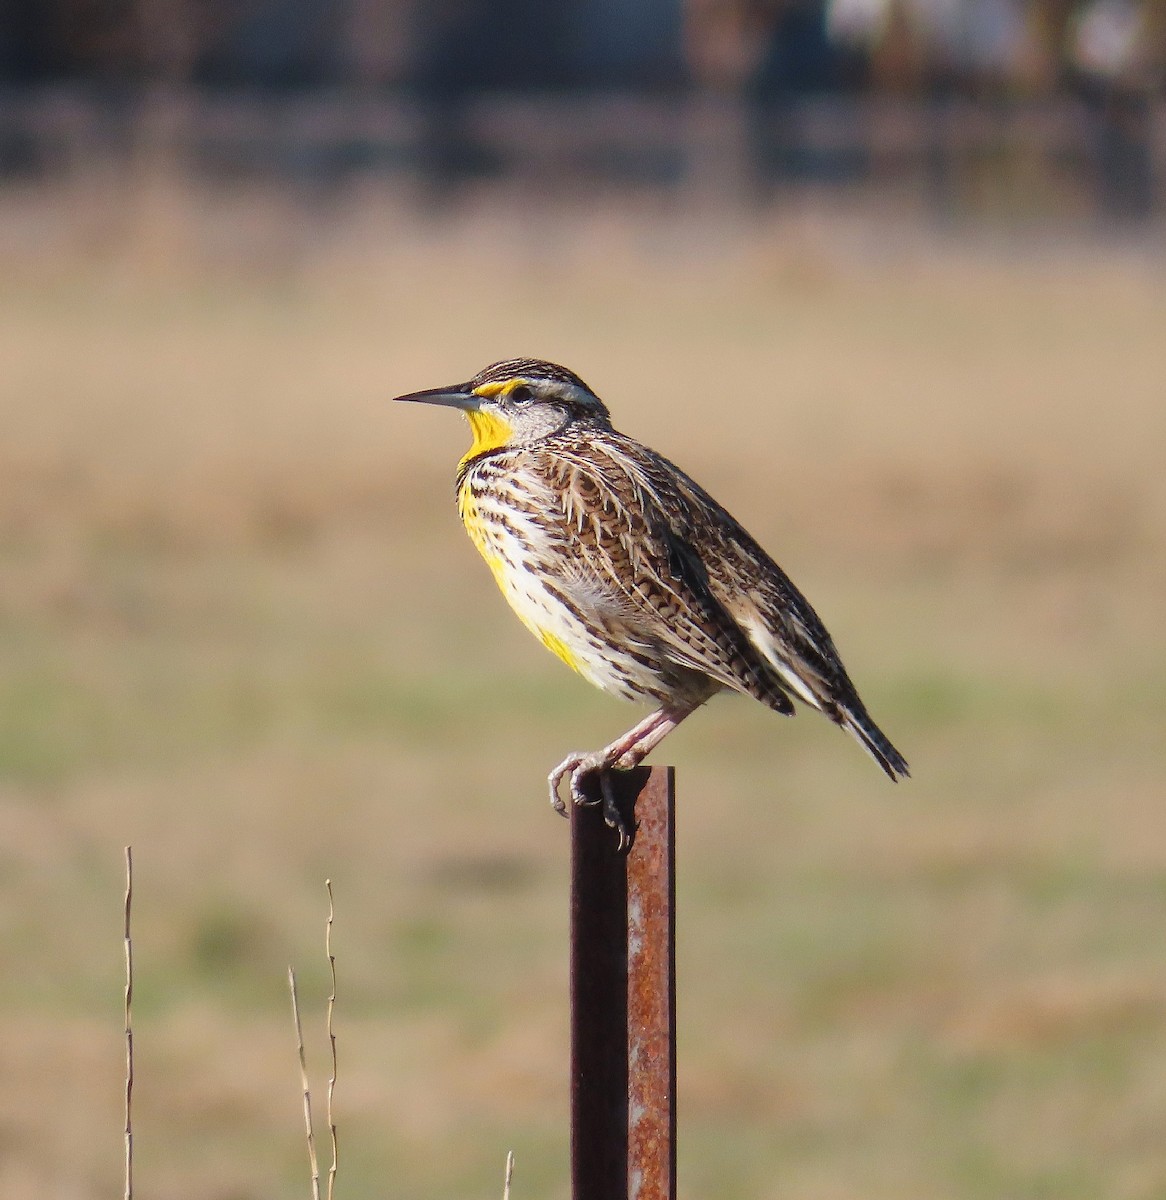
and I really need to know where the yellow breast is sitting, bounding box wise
[457,478,582,675]
[458,482,508,582]
[536,628,582,672]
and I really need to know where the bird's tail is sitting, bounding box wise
[840,705,910,781]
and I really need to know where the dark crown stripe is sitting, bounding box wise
[470,358,594,394]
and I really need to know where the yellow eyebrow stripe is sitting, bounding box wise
[472,378,529,400]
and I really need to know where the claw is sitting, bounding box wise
[548,750,632,850]
[596,767,632,851]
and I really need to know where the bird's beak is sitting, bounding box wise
[392,384,481,411]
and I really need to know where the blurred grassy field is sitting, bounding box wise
[2,189,1165,1199]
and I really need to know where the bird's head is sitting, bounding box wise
[393,358,611,460]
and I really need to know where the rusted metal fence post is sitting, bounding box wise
[570,765,676,1200]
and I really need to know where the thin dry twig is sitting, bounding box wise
[123,846,134,1200]
[289,966,322,1200]
[325,880,338,1200]
[503,1150,514,1200]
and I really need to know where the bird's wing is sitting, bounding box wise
[657,455,859,708]
[535,438,795,712]
[651,453,910,779]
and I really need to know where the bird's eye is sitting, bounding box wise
[508,384,533,403]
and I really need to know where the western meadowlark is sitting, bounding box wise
[396,358,908,846]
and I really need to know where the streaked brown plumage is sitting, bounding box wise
[396,358,908,846]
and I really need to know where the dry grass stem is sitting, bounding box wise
[288,966,322,1200]
[325,880,338,1200]
[503,1151,514,1200]
[123,846,134,1200]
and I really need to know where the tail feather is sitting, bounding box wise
[841,707,910,781]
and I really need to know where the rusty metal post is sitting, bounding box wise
[570,765,676,1200]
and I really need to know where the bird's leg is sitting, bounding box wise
[609,705,693,770]
[548,708,675,816]
[548,702,699,849]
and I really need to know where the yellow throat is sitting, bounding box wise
[458,409,514,469]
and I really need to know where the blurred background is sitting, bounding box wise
[1,2,1165,1198]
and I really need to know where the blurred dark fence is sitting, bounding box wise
[0,0,1163,222]
[0,87,1162,223]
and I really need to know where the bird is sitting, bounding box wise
[395,358,908,847]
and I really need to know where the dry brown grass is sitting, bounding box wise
[1,182,1165,1198]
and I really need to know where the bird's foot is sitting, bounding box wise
[547,750,633,852]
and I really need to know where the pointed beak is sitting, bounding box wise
[392,383,480,410]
